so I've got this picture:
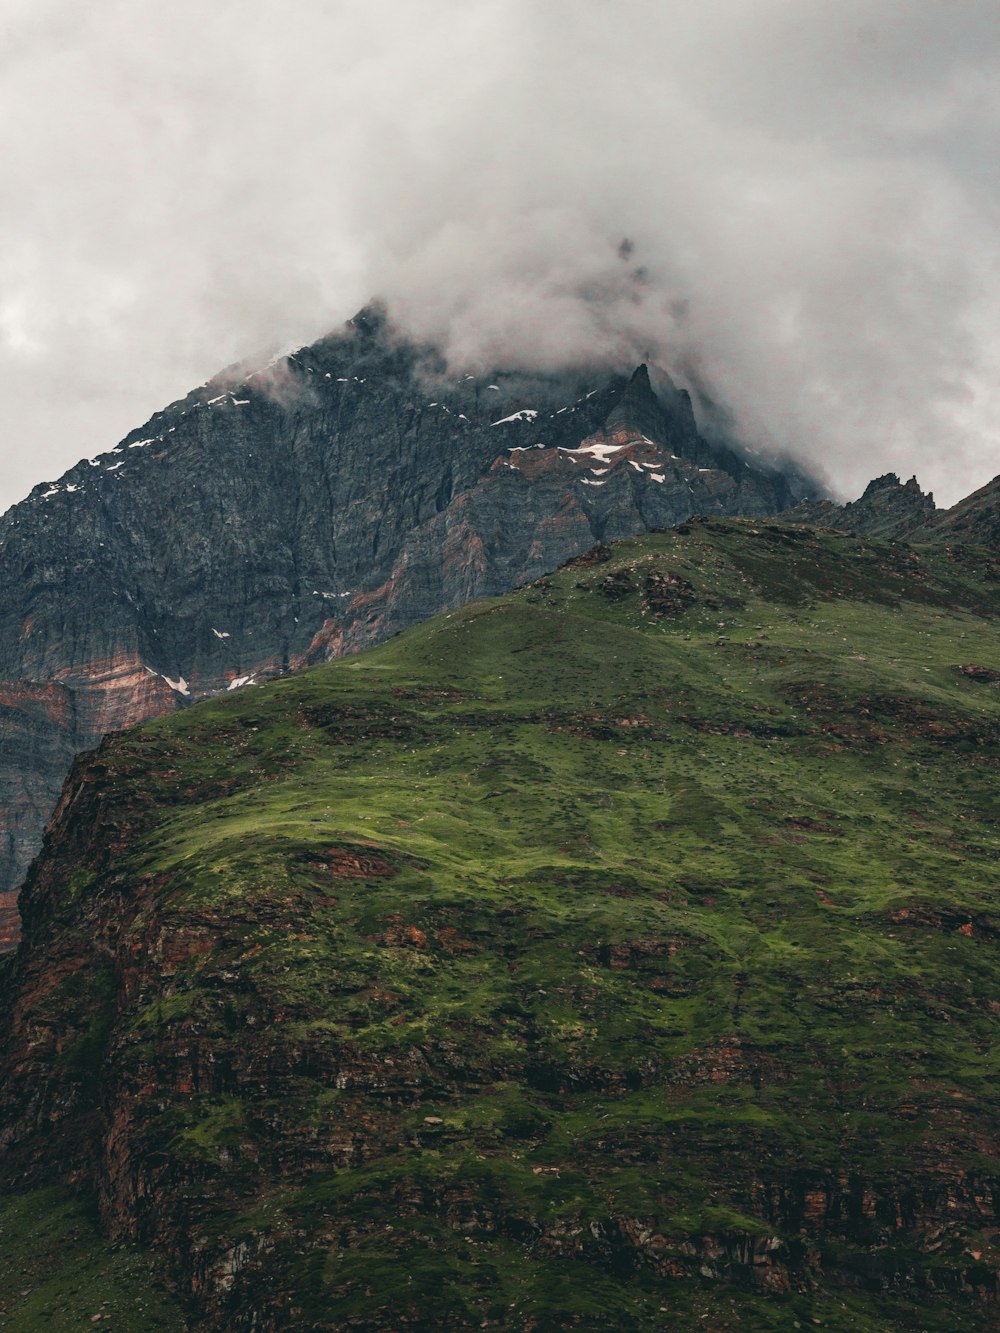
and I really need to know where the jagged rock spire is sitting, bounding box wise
[604,364,669,445]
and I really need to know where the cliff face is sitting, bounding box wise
[1,519,997,1330]
[0,311,815,932]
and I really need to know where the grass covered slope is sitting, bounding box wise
[0,1188,186,1330]
[2,517,999,1330]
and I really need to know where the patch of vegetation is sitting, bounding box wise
[0,1188,186,1330]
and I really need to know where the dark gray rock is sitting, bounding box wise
[0,307,820,930]
[787,472,938,540]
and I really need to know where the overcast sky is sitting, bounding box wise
[1,0,998,510]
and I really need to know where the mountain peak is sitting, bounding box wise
[0,315,822,929]
[604,362,668,445]
[346,298,390,340]
[860,472,904,497]
[859,472,933,505]
[788,469,937,539]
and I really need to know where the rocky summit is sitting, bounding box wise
[788,473,938,541]
[0,518,998,1330]
[0,307,817,941]
[786,469,1000,555]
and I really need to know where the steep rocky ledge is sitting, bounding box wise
[0,310,817,935]
[1,520,997,1330]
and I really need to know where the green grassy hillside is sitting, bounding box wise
[3,518,999,1330]
[0,1188,186,1330]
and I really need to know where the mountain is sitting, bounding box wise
[2,517,997,1331]
[919,473,1000,549]
[787,472,938,540]
[0,307,817,943]
[788,469,1000,556]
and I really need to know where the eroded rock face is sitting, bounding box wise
[0,312,816,939]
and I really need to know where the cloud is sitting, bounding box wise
[0,0,998,509]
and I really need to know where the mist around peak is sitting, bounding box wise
[1,1,998,508]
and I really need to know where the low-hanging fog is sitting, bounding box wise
[1,0,998,510]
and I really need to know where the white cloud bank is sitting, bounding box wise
[1,0,998,508]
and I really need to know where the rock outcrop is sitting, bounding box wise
[0,309,817,936]
[788,471,938,539]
